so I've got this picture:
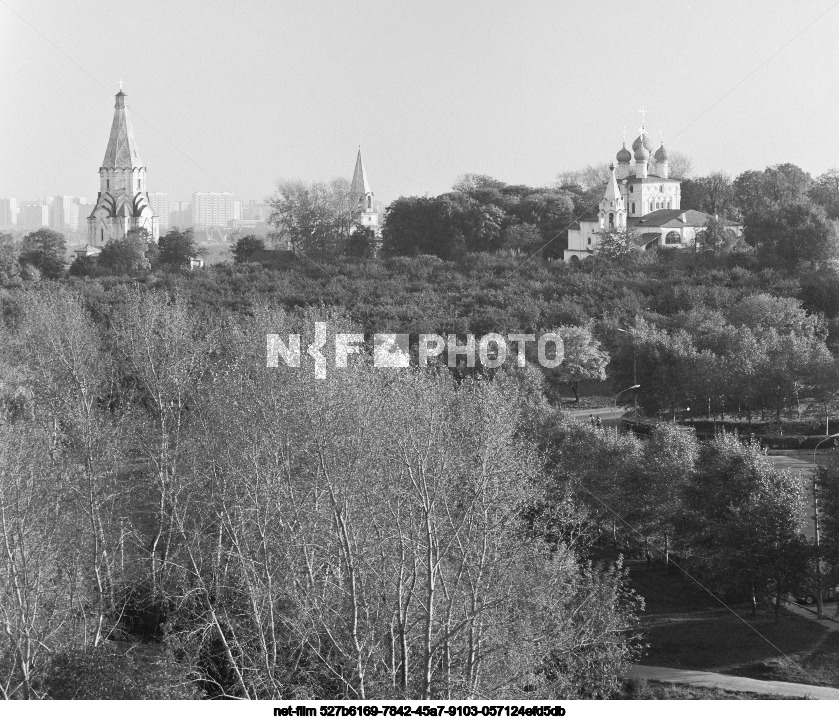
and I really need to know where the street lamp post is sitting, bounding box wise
[615,384,640,407]
[811,432,839,618]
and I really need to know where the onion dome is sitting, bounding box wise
[631,133,653,153]
[654,143,669,161]
[634,142,650,161]
[616,143,632,163]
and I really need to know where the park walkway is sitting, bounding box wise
[627,664,839,699]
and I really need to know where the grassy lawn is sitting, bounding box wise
[628,561,839,688]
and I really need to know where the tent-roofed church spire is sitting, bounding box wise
[88,86,158,246]
[349,146,381,237]
[603,163,621,202]
[101,85,143,169]
[350,146,371,198]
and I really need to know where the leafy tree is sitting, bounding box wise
[19,228,66,279]
[800,265,839,318]
[452,173,506,193]
[231,234,265,264]
[745,200,838,267]
[556,163,611,191]
[545,323,610,403]
[681,434,808,612]
[68,254,99,277]
[667,151,694,180]
[638,425,699,562]
[514,191,575,256]
[157,227,199,270]
[680,172,736,218]
[594,228,641,260]
[610,319,698,417]
[815,460,839,593]
[381,196,467,260]
[810,168,839,220]
[694,216,740,253]
[0,232,20,284]
[98,228,152,276]
[267,178,358,259]
[502,222,543,254]
[734,164,812,218]
[345,226,376,258]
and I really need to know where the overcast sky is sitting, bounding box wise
[1,0,838,205]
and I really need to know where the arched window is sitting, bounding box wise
[587,237,592,245]
[609,212,614,228]
[631,202,635,214]
[666,231,681,244]
[367,195,372,210]
[667,199,672,209]
[100,229,104,243]
[106,179,110,189]
[629,185,634,193]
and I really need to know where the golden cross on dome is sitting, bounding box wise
[639,106,647,126]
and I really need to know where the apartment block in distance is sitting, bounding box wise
[51,196,87,232]
[192,192,236,228]
[0,198,19,230]
[19,201,50,229]
[148,193,170,232]
[168,201,193,229]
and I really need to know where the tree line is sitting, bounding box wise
[0,287,640,699]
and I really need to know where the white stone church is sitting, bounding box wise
[565,127,742,262]
[87,88,159,246]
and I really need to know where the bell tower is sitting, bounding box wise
[598,164,626,231]
[349,147,380,235]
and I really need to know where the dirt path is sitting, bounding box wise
[628,664,839,699]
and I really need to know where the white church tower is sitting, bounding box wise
[88,87,159,246]
[599,163,626,231]
[350,147,380,235]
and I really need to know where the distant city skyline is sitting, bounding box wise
[2,1,839,207]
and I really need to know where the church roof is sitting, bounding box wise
[603,164,621,203]
[101,89,143,169]
[628,209,742,228]
[350,147,371,197]
[621,173,679,184]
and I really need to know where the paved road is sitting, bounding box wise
[566,407,627,431]
[628,664,839,699]
[786,598,839,629]
[765,451,829,541]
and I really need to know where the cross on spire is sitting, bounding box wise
[118,78,123,91]
[622,126,626,143]
[639,106,647,127]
